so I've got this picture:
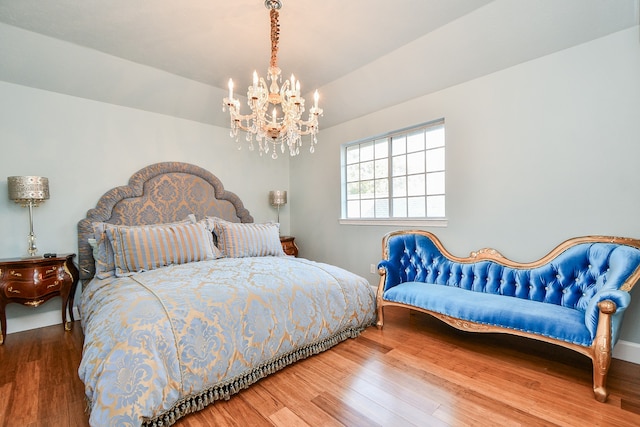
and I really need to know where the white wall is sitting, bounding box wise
[0,84,289,335]
[291,27,640,354]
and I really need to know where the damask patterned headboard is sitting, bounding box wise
[77,162,253,282]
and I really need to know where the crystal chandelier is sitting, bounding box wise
[223,0,323,159]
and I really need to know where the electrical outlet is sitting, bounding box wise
[370,264,377,274]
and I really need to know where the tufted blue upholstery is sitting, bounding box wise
[380,233,640,311]
[378,232,640,347]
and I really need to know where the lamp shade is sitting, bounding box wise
[8,176,50,204]
[269,190,287,207]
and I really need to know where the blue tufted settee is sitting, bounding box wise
[376,230,640,402]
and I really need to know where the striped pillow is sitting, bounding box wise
[90,215,195,279]
[106,221,222,277]
[207,217,285,258]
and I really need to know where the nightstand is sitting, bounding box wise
[0,254,79,345]
[280,236,299,257]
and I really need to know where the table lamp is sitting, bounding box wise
[268,190,287,224]
[8,176,50,256]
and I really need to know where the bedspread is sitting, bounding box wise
[78,256,376,426]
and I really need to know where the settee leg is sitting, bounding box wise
[592,300,616,402]
[592,352,610,403]
[376,305,384,329]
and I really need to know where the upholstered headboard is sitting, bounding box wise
[77,162,253,282]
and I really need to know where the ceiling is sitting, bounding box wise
[1,0,638,128]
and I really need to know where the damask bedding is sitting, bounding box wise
[79,256,376,426]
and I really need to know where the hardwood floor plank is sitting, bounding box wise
[291,356,443,427]
[237,382,285,418]
[208,391,273,427]
[310,393,381,427]
[253,366,344,427]
[268,407,311,427]
[6,359,40,426]
[0,383,13,426]
[309,344,444,421]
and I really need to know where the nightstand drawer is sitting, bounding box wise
[2,265,65,298]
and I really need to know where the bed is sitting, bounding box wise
[76,162,376,426]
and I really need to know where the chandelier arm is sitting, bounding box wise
[298,117,320,126]
[291,128,316,136]
[232,112,257,122]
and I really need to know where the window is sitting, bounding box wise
[341,119,445,223]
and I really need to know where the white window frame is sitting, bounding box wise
[339,119,447,227]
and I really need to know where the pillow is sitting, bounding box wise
[207,217,285,258]
[106,221,222,277]
[89,214,196,279]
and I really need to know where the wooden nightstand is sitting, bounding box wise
[280,236,299,257]
[0,254,79,345]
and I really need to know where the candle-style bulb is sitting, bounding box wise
[228,79,234,99]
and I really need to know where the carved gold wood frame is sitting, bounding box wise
[376,230,640,403]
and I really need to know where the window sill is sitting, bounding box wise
[338,218,448,227]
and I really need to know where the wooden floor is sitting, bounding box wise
[1,306,640,426]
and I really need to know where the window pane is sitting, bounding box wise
[392,155,406,176]
[375,199,389,218]
[427,195,445,217]
[374,139,388,159]
[374,158,388,178]
[407,151,425,174]
[426,171,445,195]
[375,178,388,197]
[392,176,406,197]
[407,131,425,152]
[361,180,374,199]
[347,200,360,218]
[361,199,375,218]
[408,196,426,217]
[347,182,360,200]
[346,164,359,182]
[391,135,406,155]
[407,174,425,196]
[393,198,407,217]
[360,142,374,162]
[426,147,445,172]
[360,161,374,180]
[346,145,359,164]
[425,126,445,149]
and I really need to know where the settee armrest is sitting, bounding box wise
[584,289,631,345]
[377,260,403,293]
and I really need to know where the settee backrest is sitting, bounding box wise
[381,232,640,312]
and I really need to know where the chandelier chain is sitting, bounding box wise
[270,8,279,69]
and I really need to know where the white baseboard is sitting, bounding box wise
[613,340,640,364]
